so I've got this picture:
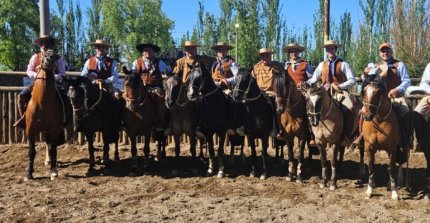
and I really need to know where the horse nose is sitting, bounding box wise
[277,106,284,114]
[363,114,373,121]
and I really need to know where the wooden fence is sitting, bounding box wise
[0,71,425,146]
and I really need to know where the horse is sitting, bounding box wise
[23,49,65,181]
[304,83,345,190]
[187,64,236,178]
[67,76,122,176]
[361,76,406,200]
[232,68,274,180]
[165,73,207,175]
[273,73,313,182]
[122,67,166,176]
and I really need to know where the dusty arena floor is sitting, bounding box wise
[0,141,429,222]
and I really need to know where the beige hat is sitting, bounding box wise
[321,40,343,48]
[379,42,392,50]
[182,40,201,47]
[211,42,233,51]
[256,48,276,55]
[34,35,57,47]
[283,43,305,52]
[90,39,112,48]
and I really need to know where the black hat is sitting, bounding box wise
[136,43,160,53]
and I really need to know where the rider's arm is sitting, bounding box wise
[305,63,313,79]
[26,54,38,79]
[104,60,118,84]
[306,62,322,85]
[419,63,430,94]
[55,56,66,82]
[396,62,411,94]
[338,62,356,89]
[81,59,90,77]
[159,60,172,74]
[225,62,239,86]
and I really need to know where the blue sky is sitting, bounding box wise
[52,0,362,42]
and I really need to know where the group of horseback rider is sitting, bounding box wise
[14,35,430,150]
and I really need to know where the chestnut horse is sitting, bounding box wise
[67,76,122,176]
[304,83,345,190]
[24,50,64,180]
[361,77,403,200]
[273,73,313,182]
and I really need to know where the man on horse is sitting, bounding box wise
[132,43,171,132]
[354,43,411,146]
[81,39,120,98]
[283,43,315,145]
[14,35,66,128]
[211,42,239,90]
[410,62,430,121]
[249,47,285,139]
[307,40,359,146]
[172,40,215,84]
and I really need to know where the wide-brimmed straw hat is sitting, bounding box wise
[321,40,343,48]
[89,39,112,48]
[379,42,392,51]
[136,43,161,53]
[256,48,276,55]
[283,43,305,52]
[182,40,201,47]
[211,42,233,51]
[34,35,58,47]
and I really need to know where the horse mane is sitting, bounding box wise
[361,75,387,97]
[273,72,289,97]
[308,83,324,96]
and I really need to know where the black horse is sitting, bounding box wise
[187,64,239,178]
[232,68,274,180]
[67,76,122,176]
[165,73,207,174]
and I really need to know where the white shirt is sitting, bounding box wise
[307,57,356,90]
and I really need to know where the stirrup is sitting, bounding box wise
[13,115,26,128]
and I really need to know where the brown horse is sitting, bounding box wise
[304,83,345,190]
[361,77,402,200]
[273,73,312,182]
[122,67,164,176]
[24,50,64,181]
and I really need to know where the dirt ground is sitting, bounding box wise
[0,141,429,222]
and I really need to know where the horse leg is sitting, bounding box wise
[297,139,306,183]
[189,134,200,175]
[240,145,246,165]
[337,146,345,170]
[365,148,375,198]
[114,141,120,162]
[228,144,235,166]
[86,132,96,176]
[44,143,51,166]
[171,134,181,176]
[358,145,366,184]
[217,133,226,179]
[143,135,150,159]
[330,144,340,191]
[249,138,257,178]
[101,134,111,175]
[388,152,400,200]
[25,137,36,181]
[425,147,430,199]
[260,138,269,180]
[318,143,328,188]
[129,136,139,177]
[286,140,295,182]
[206,137,215,176]
[49,142,58,180]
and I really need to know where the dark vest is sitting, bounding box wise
[286,61,309,86]
[378,59,401,92]
[321,59,347,85]
[88,56,113,80]
[135,57,162,87]
[211,56,234,81]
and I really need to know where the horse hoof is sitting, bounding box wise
[249,170,255,178]
[319,183,327,189]
[217,171,224,179]
[425,193,429,200]
[365,186,373,198]
[85,169,97,177]
[391,191,400,200]
[206,168,214,176]
[129,172,137,177]
[330,184,337,191]
[44,160,50,166]
[296,175,303,183]
[171,169,179,176]
[102,168,111,176]
[286,173,294,182]
[50,172,58,181]
[24,175,33,181]
[260,174,267,181]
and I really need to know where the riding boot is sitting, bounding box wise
[13,94,28,128]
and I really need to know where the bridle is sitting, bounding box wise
[124,75,148,110]
[307,89,333,120]
[233,73,261,103]
[276,83,301,109]
[362,84,392,121]
[188,69,219,101]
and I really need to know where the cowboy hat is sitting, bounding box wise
[379,42,392,50]
[136,43,161,53]
[182,40,201,47]
[89,39,112,48]
[34,35,57,47]
[321,40,343,48]
[211,42,233,51]
[283,43,305,52]
[256,48,276,55]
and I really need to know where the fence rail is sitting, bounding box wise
[0,71,425,146]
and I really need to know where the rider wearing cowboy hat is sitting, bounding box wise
[283,43,313,87]
[211,42,239,89]
[307,40,359,146]
[14,35,66,128]
[132,43,171,131]
[81,39,120,97]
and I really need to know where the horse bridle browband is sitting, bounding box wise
[362,85,393,121]
[233,74,262,103]
[307,90,333,120]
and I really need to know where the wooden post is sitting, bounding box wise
[39,0,50,36]
[0,92,3,144]
[324,0,330,42]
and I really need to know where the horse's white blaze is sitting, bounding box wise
[365,86,375,105]
[310,95,319,113]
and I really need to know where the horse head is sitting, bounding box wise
[123,65,146,111]
[165,74,181,109]
[273,72,292,114]
[305,82,325,127]
[361,76,387,121]
[186,62,203,101]
[232,68,255,103]
[67,76,91,130]
[40,49,60,71]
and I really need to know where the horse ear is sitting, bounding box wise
[122,65,131,74]
[187,63,194,70]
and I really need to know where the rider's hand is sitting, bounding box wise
[388,88,399,98]
[331,83,340,92]
[363,67,371,76]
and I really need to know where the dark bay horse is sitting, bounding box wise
[165,73,206,174]
[232,68,273,180]
[122,67,166,176]
[24,50,64,180]
[304,83,345,191]
[67,76,122,176]
[187,64,235,178]
[361,77,404,200]
[273,73,313,182]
